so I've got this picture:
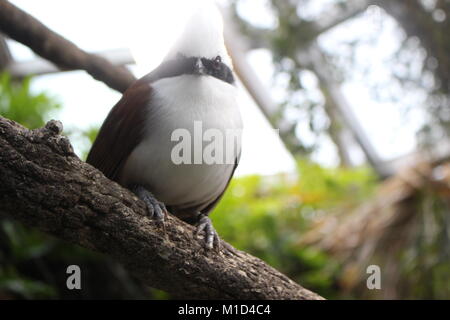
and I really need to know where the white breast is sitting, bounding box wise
[121,75,242,211]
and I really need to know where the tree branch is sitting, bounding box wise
[0,116,323,300]
[0,0,136,93]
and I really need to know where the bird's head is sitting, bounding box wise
[163,4,234,84]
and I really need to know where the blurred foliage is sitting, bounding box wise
[230,0,450,299]
[341,184,450,300]
[0,73,60,128]
[232,0,450,158]
[213,161,377,298]
[395,189,450,299]
[213,159,450,300]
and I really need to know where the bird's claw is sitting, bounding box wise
[132,185,167,227]
[196,214,220,250]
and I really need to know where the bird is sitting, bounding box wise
[86,5,242,250]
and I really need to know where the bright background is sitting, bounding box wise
[7,0,424,176]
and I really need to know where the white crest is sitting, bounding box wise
[164,2,232,67]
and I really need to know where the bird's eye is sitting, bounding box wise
[213,56,221,69]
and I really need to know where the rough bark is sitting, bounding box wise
[0,116,323,300]
[0,0,136,93]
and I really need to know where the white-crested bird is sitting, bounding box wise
[86,6,242,249]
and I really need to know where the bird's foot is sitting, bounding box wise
[195,213,220,251]
[132,185,167,226]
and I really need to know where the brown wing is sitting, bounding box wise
[86,80,153,182]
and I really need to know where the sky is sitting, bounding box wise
[6,0,424,176]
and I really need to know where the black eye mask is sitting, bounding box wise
[145,55,235,85]
[199,57,234,84]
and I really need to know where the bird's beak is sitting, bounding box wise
[193,58,206,75]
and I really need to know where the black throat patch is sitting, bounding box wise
[143,55,235,85]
